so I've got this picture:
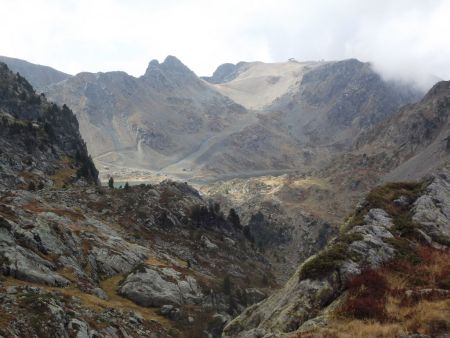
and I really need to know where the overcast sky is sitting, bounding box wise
[1,0,449,88]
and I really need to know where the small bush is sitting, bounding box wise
[341,269,389,321]
[437,262,450,289]
[223,275,233,295]
[28,181,36,191]
[427,319,450,336]
[227,208,242,229]
[431,233,450,246]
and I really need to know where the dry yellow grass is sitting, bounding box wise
[50,157,77,188]
[22,202,85,222]
[296,320,406,338]
[288,177,328,189]
[145,256,171,267]
[296,247,450,338]
[2,276,170,327]
[307,299,450,338]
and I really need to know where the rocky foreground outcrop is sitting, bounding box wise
[0,181,274,337]
[224,167,450,337]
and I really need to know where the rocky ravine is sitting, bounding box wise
[201,175,335,282]
[224,170,450,337]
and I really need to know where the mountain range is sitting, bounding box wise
[0,55,422,182]
[1,54,450,337]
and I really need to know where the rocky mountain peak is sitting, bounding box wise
[144,55,196,79]
[202,63,238,84]
[141,55,201,93]
[161,55,190,70]
[423,80,450,100]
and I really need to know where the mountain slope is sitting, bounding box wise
[44,56,248,173]
[308,80,450,223]
[268,59,421,147]
[0,56,71,91]
[0,56,422,183]
[355,80,450,181]
[188,59,421,179]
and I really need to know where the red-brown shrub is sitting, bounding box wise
[341,269,389,321]
[346,269,389,298]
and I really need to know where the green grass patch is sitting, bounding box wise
[343,181,426,233]
[384,237,420,265]
[430,234,450,247]
[299,242,351,280]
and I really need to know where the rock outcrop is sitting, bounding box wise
[201,63,241,84]
[120,266,203,307]
[224,171,450,337]
[0,62,98,189]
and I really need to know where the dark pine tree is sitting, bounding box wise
[108,177,114,189]
[227,208,242,229]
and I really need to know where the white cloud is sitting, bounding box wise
[0,0,448,89]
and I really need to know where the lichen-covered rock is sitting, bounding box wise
[244,288,266,305]
[119,266,203,307]
[201,234,218,250]
[413,170,450,239]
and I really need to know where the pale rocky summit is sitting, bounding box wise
[195,59,421,178]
